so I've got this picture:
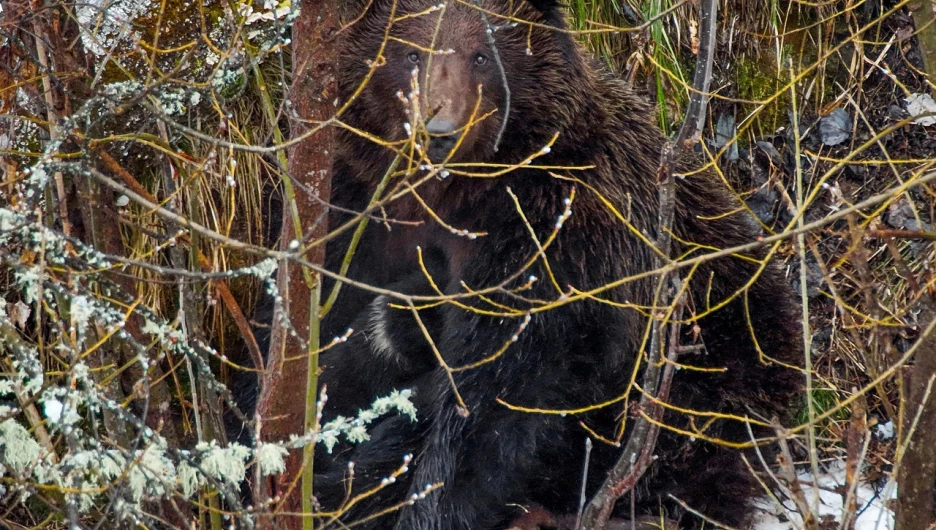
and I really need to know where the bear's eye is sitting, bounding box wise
[407,52,421,64]
[473,53,489,66]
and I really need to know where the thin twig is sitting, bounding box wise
[472,0,511,152]
[574,438,593,530]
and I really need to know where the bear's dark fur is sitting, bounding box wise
[310,1,803,528]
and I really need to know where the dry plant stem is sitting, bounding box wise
[574,438,592,530]
[841,391,871,530]
[884,238,923,295]
[775,426,819,530]
[255,3,339,529]
[28,10,73,464]
[95,149,266,372]
[250,62,292,231]
[869,228,936,240]
[156,120,224,529]
[472,0,510,151]
[580,0,716,527]
[846,215,897,419]
[159,123,203,443]
[805,236,899,422]
[31,9,71,239]
[789,64,822,513]
[742,426,789,520]
[76,164,133,448]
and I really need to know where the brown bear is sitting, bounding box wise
[312,1,803,528]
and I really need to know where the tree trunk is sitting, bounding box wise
[896,302,936,530]
[255,2,339,529]
[909,1,936,88]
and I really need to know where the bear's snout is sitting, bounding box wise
[425,117,460,160]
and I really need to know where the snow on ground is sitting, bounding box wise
[752,462,895,530]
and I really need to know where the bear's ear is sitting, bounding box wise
[524,0,561,11]
[522,0,567,27]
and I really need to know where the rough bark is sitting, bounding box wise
[255,1,339,528]
[896,303,936,530]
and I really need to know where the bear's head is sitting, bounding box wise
[339,0,589,170]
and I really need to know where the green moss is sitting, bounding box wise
[732,55,791,136]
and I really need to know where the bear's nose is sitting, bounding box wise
[426,118,457,135]
[426,118,460,160]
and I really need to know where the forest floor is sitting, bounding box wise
[707,5,936,528]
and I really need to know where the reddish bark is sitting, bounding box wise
[255,2,340,528]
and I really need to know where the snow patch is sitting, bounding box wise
[905,93,936,126]
[753,462,894,530]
